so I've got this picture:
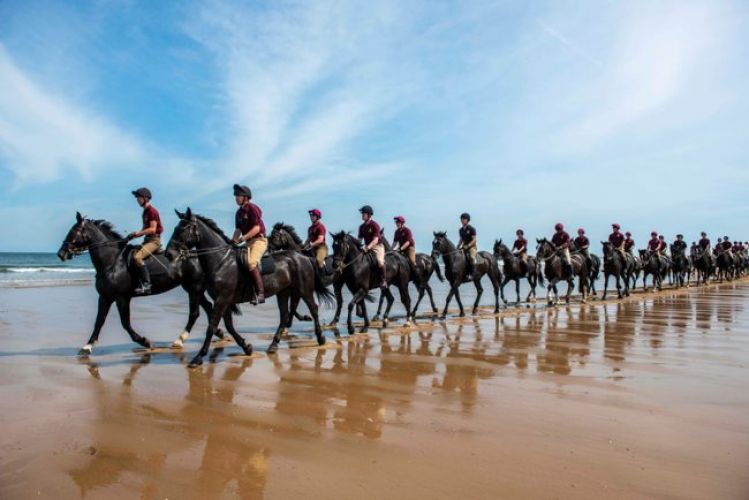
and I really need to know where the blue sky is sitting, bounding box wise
[1,0,748,252]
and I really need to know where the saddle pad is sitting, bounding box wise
[259,254,276,275]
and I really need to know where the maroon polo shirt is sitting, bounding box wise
[393,226,415,248]
[235,202,266,237]
[308,221,326,242]
[609,232,625,247]
[142,205,163,236]
[358,219,381,245]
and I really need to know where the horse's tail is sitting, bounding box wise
[432,255,445,282]
[313,263,335,308]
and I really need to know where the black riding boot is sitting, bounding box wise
[135,265,152,295]
[249,267,266,305]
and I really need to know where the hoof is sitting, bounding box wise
[403,321,411,328]
[171,339,183,349]
[280,327,289,337]
[327,320,338,327]
[360,326,369,333]
[348,327,355,336]
[494,308,500,314]
[188,357,203,368]
[382,318,389,327]
[458,312,465,318]
[267,343,278,354]
[432,308,438,313]
[243,343,254,355]
[142,339,153,349]
[214,328,226,340]
[78,345,92,356]
[439,315,447,321]
[372,315,381,322]
[317,336,326,346]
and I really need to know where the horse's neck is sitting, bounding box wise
[87,229,122,272]
[285,233,302,250]
[441,241,459,269]
[195,223,231,270]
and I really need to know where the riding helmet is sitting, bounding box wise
[393,215,405,224]
[233,184,252,198]
[554,223,564,230]
[578,228,585,234]
[651,231,658,236]
[309,208,322,218]
[131,187,152,200]
[612,223,620,229]
[460,212,471,221]
[516,229,524,235]
[359,205,374,215]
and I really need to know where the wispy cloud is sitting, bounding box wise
[0,44,147,186]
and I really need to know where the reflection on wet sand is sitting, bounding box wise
[2,282,749,498]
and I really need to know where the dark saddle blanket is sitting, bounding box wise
[125,246,171,276]
[237,250,276,275]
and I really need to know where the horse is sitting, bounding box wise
[600,242,631,300]
[431,232,501,318]
[329,232,412,335]
[375,229,444,318]
[639,249,667,291]
[570,242,601,296]
[535,238,589,305]
[690,246,713,286]
[492,240,543,305]
[57,212,237,356]
[165,209,333,366]
[628,252,642,290]
[670,244,691,288]
[716,249,737,282]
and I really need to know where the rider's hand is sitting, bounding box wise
[363,246,370,253]
[126,232,137,241]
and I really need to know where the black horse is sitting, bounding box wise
[536,239,589,305]
[165,209,333,366]
[492,240,543,305]
[715,250,735,282]
[376,229,444,317]
[690,246,713,286]
[329,232,412,334]
[57,212,236,356]
[628,252,642,290]
[601,242,631,300]
[639,249,668,291]
[670,244,691,288]
[431,232,501,318]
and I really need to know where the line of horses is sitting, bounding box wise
[57,211,748,367]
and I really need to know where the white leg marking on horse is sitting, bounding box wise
[82,344,93,353]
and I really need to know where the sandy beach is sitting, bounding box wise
[1,280,748,499]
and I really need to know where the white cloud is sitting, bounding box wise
[0,45,147,186]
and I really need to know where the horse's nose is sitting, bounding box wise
[57,249,66,261]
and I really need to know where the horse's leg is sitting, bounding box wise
[412,285,426,317]
[426,283,438,314]
[397,280,412,326]
[329,282,344,327]
[347,289,368,335]
[291,293,312,322]
[493,275,501,313]
[602,273,610,300]
[79,295,113,355]
[268,290,291,354]
[440,285,456,319]
[300,291,326,347]
[382,287,396,328]
[615,275,622,299]
[454,286,466,317]
[115,297,151,349]
[500,276,509,305]
[173,292,201,349]
[373,290,385,321]
[471,277,483,315]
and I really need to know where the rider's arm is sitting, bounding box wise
[240,225,261,242]
[365,235,380,251]
[310,235,324,247]
[135,220,158,238]
[469,235,477,248]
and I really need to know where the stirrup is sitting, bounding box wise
[135,283,152,295]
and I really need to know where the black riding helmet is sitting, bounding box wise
[359,205,374,215]
[460,212,471,221]
[131,187,152,200]
[233,184,252,198]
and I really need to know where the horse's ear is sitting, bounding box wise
[498,238,503,245]
[433,231,438,237]
[175,208,185,219]
[76,211,83,223]
[601,241,606,245]
[186,207,195,220]
[536,238,541,243]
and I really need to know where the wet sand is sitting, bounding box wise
[1,281,749,499]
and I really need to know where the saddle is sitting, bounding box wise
[237,249,276,275]
[125,246,170,276]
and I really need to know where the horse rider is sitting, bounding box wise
[232,184,267,305]
[658,235,668,256]
[358,205,387,287]
[698,232,711,253]
[672,234,687,253]
[392,216,417,268]
[512,229,528,272]
[624,231,636,255]
[552,223,573,276]
[608,223,627,261]
[304,208,328,269]
[574,227,591,268]
[721,236,733,258]
[457,213,478,278]
[648,231,662,257]
[127,187,163,295]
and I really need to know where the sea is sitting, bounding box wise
[0,252,95,287]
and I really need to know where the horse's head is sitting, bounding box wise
[57,212,91,261]
[166,208,200,260]
[431,231,449,260]
[493,239,509,258]
[269,222,299,251]
[601,241,612,256]
[331,231,357,270]
[535,238,553,258]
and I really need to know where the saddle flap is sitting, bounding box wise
[236,247,276,275]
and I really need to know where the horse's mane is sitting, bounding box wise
[90,219,125,241]
[272,222,303,244]
[434,231,447,238]
[332,231,362,249]
[194,214,232,244]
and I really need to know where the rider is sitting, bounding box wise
[392,216,416,268]
[648,231,662,256]
[574,228,591,267]
[304,209,327,269]
[232,184,267,305]
[721,236,733,257]
[608,223,627,261]
[128,187,163,295]
[698,232,711,253]
[624,231,636,255]
[457,213,478,278]
[672,234,687,253]
[358,205,387,287]
[658,235,668,255]
[512,229,528,270]
[552,223,573,276]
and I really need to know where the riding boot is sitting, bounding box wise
[135,265,152,295]
[249,267,265,305]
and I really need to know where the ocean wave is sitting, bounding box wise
[0,266,95,274]
[0,278,93,288]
